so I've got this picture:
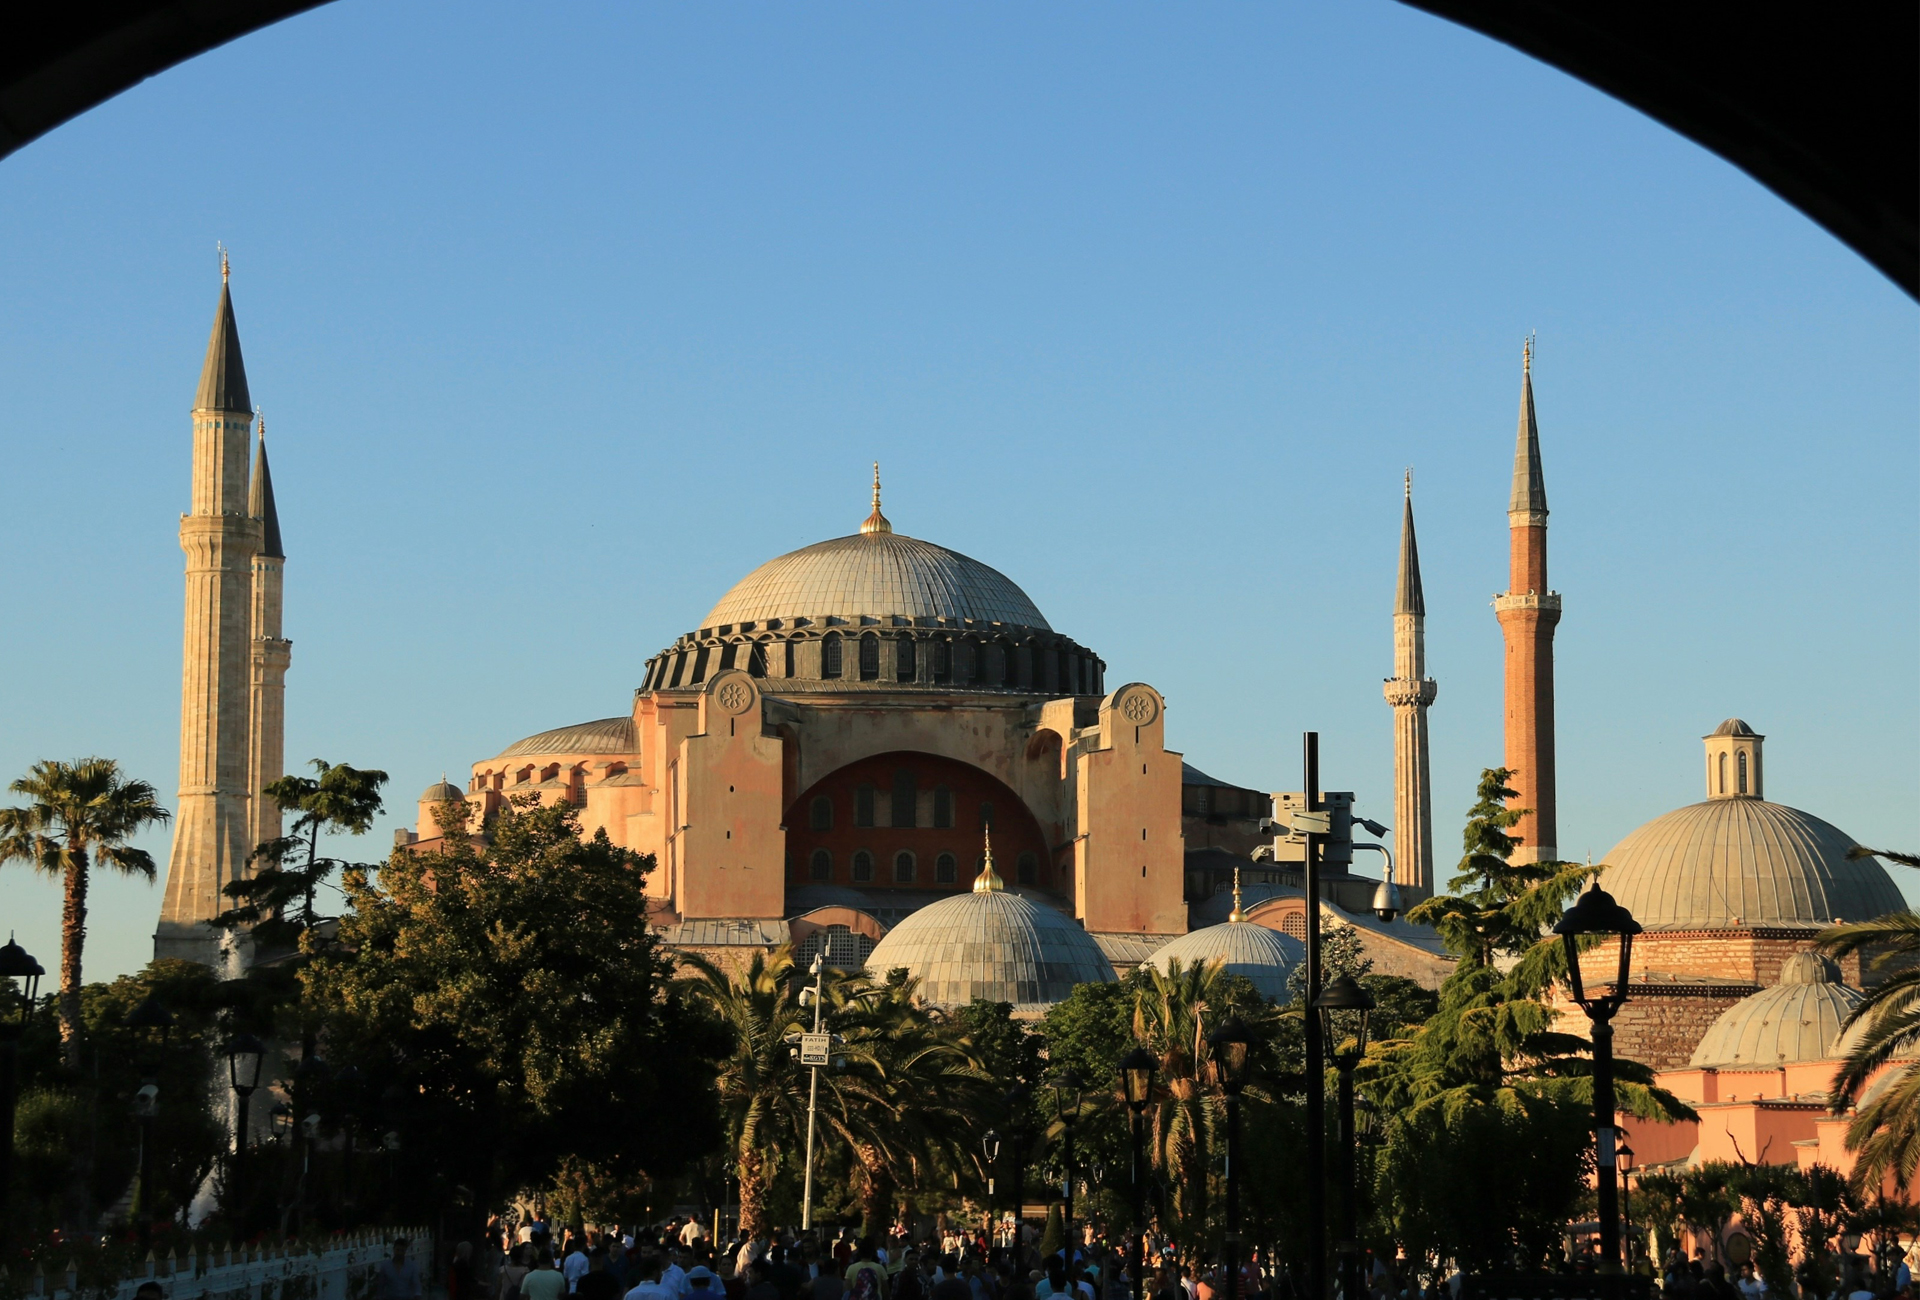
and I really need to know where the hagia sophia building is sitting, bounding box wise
[154,267,1912,1137]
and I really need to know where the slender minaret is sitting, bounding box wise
[1494,340,1561,863]
[156,251,264,965]
[246,417,290,854]
[1383,471,1437,889]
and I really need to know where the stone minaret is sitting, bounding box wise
[246,420,290,853]
[156,256,264,966]
[1494,340,1561,864]
[1383,472,1437,889]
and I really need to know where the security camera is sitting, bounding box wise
[133,1084,160,1118]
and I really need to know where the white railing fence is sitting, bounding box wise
[4,1229,433,1300]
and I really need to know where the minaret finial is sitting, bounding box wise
[1228,866,1246,923]
[1523,334,1531,373]
[973,825,1004,893]
[1404,467,1412,499]
[219,242,230,285]
[860,461,893,535]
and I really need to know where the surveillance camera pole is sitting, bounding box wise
[1303,733,1327,1300]
[800,953,827,1231]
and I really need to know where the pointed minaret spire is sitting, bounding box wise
[972,825,1004,893]
[860,461,893,535]
[1385,472,1438,891]
[196,249,251,415]
[248,415,283,559]
[1510,336,1547,521]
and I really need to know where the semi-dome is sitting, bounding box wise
[1688,951,1863,1068]
[420,776,464,803]
[1142,921,1303,1003]
[495,716,636,759]
[702,531,1049,632]
[864,847,1113,1011]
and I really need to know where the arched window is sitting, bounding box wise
[999,641,1016,686]
[1017,851,1038,886]
[690,646,711,684]
[859,633,880,681]
[719,642,738,671]
[810,796,833,831]
[935,853,957,884]
[748,642,768,677]
[979,801,995,830]
[1737,751,1749,795]
[897,637,917,683]
[1281,911,1308,941]
[894,851,916,884]
[933,786,954,829]
[851,850,874,883]
[978,641,999,685]
[1718,753,1727,794]
[855,784,876,828]
[810,848,832,882]
[668,651,687,688]
[932,638,952,684]
[892,769,916,827]
[784,638,798,677]
[821,633,843,679]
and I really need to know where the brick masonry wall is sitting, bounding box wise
[1613,990,1755,1071]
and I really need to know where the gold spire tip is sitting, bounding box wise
[1228,866,1246,923]
[1523,334,1533,372]
[860,460,893,535]
[973,825,1004,893]
[219,242,230,285]
[1404,467,1412,498]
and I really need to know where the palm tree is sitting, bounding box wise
[0,758,170,1064]
[1815,846,1920,1189]
[1132,957,1231,1254]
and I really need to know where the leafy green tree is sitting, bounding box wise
[301,796,726,1227]
[214,759,389,953]
[1728,1163,1798,1300]
[0,758,170,1063]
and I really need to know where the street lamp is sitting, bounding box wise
[796,952,829,1231]
[126,995,173,1252]
[1005,1084,1030,1245]
[1554,884,1642,1273]
[1120,1047,1157,1300]
[0,936,45,1248]
[1617,1137,1636,1266]
[1209,1019,1252,1300]
[1052,1069,1087,1268]
[1315,975,1376,1300]
[225,1031,266,1234]
[982,1128,1002,1237]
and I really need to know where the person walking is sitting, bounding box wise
[626,1255,674,1300]
[525,1251,569,1300]
[501,1246,532,1300]
[377,1239,425,1300]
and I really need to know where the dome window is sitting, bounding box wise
[852,850,874,883]
[897,637,917,683]
[747,642,768,677]
[690,647,710,684]
[855,784,876,828]
[932,638,952,683]
[935,852,957,884]
[1017,851,1038,886]
[894,851,916,883]
[810,796,833,831]
[718,643,737,671]
[821,633,843,679]
[1738,751,1749,795]
[859,633,880,681]
[810,848,831,882]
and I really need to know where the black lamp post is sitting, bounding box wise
[225,1031,265,1234]
[126,994,174,1253]
[1121,1047,1158,1300]
[1052,1069,1087,1267]
[1209,1019,1252,1300]
[983,1128,1002,1240]
[1005,1084,1029,1245]
[1315,976,1375,1300]
[0,937,45,1248]
[1554,884,1641,1274]
[1617,1137,1636,1266]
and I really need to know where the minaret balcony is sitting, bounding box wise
[1493,590,1561,613]
[1383,678,1438,708]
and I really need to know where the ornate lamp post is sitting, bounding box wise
[0,937,45,1247]
[1052,1069,1087,1267]
[1208,1019,1252,1300]
[1617,1137,1636,1266]
[126,994,174,1252]
[1554,884,1641,1273]
[1005,1084,1029,1243]
[225,1031,266,1234]
[1315,976,1375,1300]
[982,1128,1002,1240]
[1120,1047,1158,1300]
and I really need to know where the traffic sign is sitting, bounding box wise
[799,1033,831,1066]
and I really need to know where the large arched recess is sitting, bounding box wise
[1,5,1910,295]
[784,750,1056,899]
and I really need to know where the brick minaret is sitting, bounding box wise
[1495,340,1560,864]
[156,254,265,966]
[1383,471,1437,889]
[246,420,290,854]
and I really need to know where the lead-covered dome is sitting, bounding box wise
[865,875,1113,1012]
[1688,951,1862,1068]
[1600,799,1900,931]
[1142,921,1303,1002]
[702,531,1050,632]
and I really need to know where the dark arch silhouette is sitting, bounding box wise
[1,3,1913,296]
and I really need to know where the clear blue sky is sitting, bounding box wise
[1,0,1914,982]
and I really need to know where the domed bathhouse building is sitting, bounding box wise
[1568,719,1906,1071]
[1139,875,1306,1002]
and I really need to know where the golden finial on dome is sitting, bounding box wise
[1228,866,1246,923]
[219,242,230,285]
[860,461,892,535]
[1523,334,1533,373]
[973,825,1004,893]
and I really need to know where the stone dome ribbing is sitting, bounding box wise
[1688,952,1863,1068]
[1600,799,1900,931]
[1142,922,1303,1003]
[864,889,1113,1011]
[701,531,1050,631]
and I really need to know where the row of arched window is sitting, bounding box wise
[806,847,1040,886]
[811,779,983,830]
[645,631,1101,694]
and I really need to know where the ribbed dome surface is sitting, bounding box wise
[1142,922,1304,1002]
[702,532,1050,631]
[864,890,1112,1011]
[495,716,636,758]
[420,778,464,803]
[1689,952,1863,1068]
[1600,799,1900,931]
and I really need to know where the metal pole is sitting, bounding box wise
[233,1090,250,1236]
[138,1109,156,1254]
[1593,1013,1620,1271]
[1062,1119,1074,1269]
[1130,1112,1145,1300]
[1336,1064,1356,1300]
[1303,732,1326,1300]
[801,957,826,1231]
[1224,1093,1241,1300]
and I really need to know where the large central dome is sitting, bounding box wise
[702,531,1050,631]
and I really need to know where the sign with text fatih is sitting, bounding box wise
[799,1034,831,1066]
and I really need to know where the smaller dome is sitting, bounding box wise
[1142,922,1303,1003]
[1710,718,1759,737]
[864,889,1113,1011]
[420,776,463,803]
[1689,953,1864,1069]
